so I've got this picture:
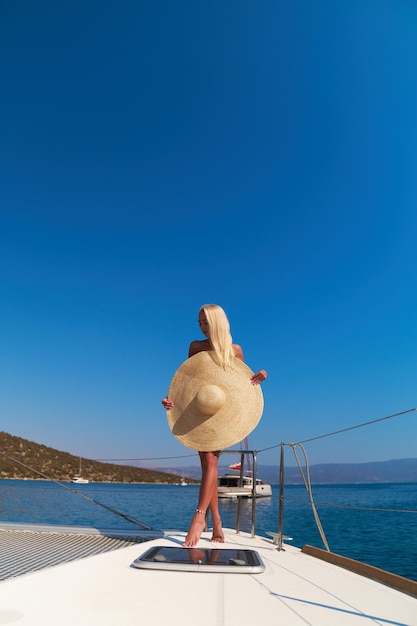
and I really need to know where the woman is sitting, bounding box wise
[162,304,267,548]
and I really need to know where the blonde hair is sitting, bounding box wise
[200,304,235,369]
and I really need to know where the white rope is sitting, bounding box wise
[290,442,330,552]
[0,450,152,530]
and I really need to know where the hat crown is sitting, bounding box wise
[195,384,226,415]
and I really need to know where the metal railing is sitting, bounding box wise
[219,448,259,538]
[220,444,285,550]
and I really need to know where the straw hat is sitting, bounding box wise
[166,351,264,451]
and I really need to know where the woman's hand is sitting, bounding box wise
[250,370,267,385]
[162,397,174,410]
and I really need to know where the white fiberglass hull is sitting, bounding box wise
[1,524,416,626]
[218,484,272,498]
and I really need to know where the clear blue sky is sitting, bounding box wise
[1,1,416,470]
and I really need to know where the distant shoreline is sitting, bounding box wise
[2,477,417,487]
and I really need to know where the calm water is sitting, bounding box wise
[1,480,416,581]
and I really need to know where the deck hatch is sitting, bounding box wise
[132,546,265,573]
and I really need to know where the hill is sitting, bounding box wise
[3,431,415,485]
[0,432,197,484]
[281,458,417,484]
[160,458,417,484]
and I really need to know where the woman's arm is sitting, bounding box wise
[163,342,205,409]
[233,343,267,383]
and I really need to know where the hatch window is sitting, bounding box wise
[132,546,265,573]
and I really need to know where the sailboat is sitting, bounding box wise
[218,438,272,498]
[218,464,272,498]
[71,457,89,484]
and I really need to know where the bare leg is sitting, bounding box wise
[206,455,224,543]
[183,451,221,547]
[210,504,224,543]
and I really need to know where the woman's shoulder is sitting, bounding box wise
[232,343,244,361]
[188,339,210,357]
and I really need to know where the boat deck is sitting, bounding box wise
[0,522,162,582]
[0,523,416,625]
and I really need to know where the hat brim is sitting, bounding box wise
[166,351,264,451]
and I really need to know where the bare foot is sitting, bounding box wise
[183,512,206,547]
[210,516,224,543]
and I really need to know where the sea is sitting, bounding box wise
[1,480,416,582]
